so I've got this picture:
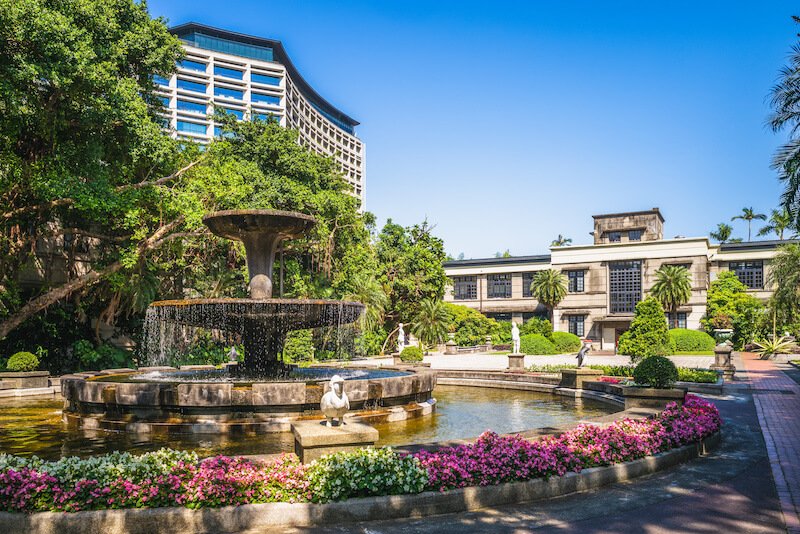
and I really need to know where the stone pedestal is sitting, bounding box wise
[559,368,603,389]
[485,335,493,351]
[621,386,687,410]
[392,353,402,365]
[445,334,458,355]
[0,371,49,389]
[507,353,525,370]
[292,420,379,463]
[710,343,736,381]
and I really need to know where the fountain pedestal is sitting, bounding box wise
[292,420,379,463]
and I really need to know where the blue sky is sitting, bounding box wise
[149,0,798,258]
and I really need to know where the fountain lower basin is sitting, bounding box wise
[61,366,437,434]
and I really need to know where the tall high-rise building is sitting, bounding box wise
[156,23,366,206]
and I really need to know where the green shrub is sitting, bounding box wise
[400,345,424,362]
[668,329,715,352]
[551,332,582,353]
[519,334,557,355]
[632,356,679,388]
[283,329,314,362]
[677,368,718,383]
[306,447,427,502]
[617,298,673,362]
[72,340,133,370]
[445,303,498,346]
[526,363,576,373]
[519,317,553,339]
[589,364,634,377]
[6,351,39,372]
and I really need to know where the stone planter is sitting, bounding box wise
[0,371,50,389]
[712,329,733,344]
[621,386,687,410]
[559,368,603,389]
[392,355,429,367]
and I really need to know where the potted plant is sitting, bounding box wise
[621,356,686,409]
[0,351,50,389]
[710,314,734,343]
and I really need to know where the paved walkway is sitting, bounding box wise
[741,353,800,533]
[351,353,714,370]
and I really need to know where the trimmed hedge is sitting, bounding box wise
[400,345,424,362]
[633,356,679,388]
[551,332,582,353]
[668,329,715,353]
[6,351,39,372]
[519,334,557,355]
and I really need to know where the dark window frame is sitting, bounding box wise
[628,229,642,241]
[567,270,585,293]
[487,273,512,299]
[607,231,622,242]
[609,260,642,314]
[729,261,763,289]
[522,272,535,298]
[452,276,477,300]
[568,315,585,337]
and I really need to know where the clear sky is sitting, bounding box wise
[149,0,798,258]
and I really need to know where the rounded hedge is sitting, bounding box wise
[400,345,424,362]
[6,351,39,372]
[632,356,678,388]
[551,332,582,353]
[519,334,557,355]
[668,328,715,352]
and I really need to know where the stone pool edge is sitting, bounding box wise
[0,431,721,533]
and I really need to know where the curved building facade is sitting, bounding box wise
[156,23,365,206]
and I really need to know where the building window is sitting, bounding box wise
[253,112,280,123]
[214,86,243,100]
[568,315,585,337]
[252,92,281,106]
[176,120,206,135]
[180,31,274,62]
[609,260,641,314]
[213,65,243,80]
[176,78,206,93]
[666,312,687,329]
[216,107,244,120]
[729,261,763,289]
[628,229,642,241]
[153,75,170,86]
[487,274,512,299]
[177,99,207,113]
[452,276,477,300]
[607,231,621,243]
[251,73,281,86]
[487,313,512,322]
[179,59,206,72]
[567,270,585,292]
[522,272,535,298]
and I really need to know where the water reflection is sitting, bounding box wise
[0,386,614,460]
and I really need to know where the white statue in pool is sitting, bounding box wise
[320,374,350,427]
[511,321,521,354]
[397,322,405,354]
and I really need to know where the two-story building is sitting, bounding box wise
[444,208,790,351]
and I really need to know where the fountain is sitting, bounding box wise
[61,209,436,434]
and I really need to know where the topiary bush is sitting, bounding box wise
[668,329,715,352]
[400,345,424,362]
[632,356,679,388]
[617,297,672,362]
[551,332,582,353]
[519,334,557,355]
[5,351,39,372]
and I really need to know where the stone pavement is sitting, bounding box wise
[741,352,800,534]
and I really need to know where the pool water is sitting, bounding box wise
[0,386,614,459]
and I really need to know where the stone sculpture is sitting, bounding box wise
[397,323,406,354]
[319,374,350,427]
[576,342,591,368]
[511,322,521,354]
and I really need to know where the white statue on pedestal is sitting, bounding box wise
[511,322,521,354]
[397,323,405,354]
[320,374,350,427]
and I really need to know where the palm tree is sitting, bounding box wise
[412,299,450,353]
[732,207,767,241]
[530,269,567,321]
[551,234,572,247]
[650,265,692,329]
[709,223,733,243]
[758,209,797,240]
[343,273,388,333]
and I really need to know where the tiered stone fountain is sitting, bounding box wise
[62,210,436,434]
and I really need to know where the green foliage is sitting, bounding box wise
[283,329,314,362]
[650,265,691,327]
[519,317,553,339]
[769,244,800,326]
[704,271,767,348]
[5,351,38,371]
[444,303,498,346]
[551,332,582,353]
[676,368,719,384]
[306,447,427,502]
[526,363,576,373]
[529,270,567,319]
[524,363,718,383]
[71,340,131,370]
[632,356,679,388]
[617,298,672,362]
[752,336,796,358]
[400,345,424,362]
[519,334,557,355]
[353,328,386,357]
[412,299,449,350]
[668,329,716,352]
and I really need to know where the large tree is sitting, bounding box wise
[650,265,692,329]
[758,209,797,240]
[709,223,739,244]
[530,269,567,321]
[769,243,800,325]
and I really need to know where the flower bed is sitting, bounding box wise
[0,396,720,513]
